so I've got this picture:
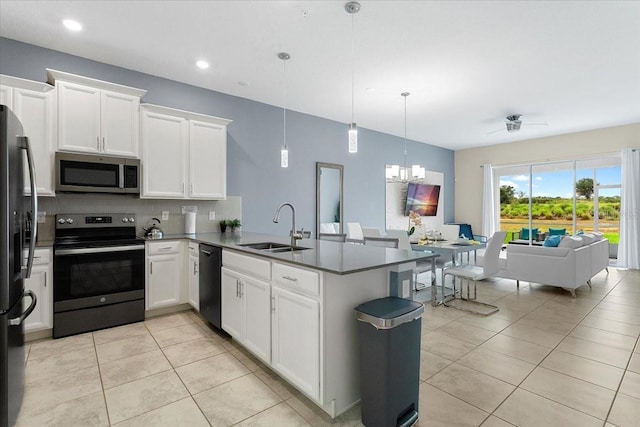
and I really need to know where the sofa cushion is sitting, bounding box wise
[520,228,539,240]
[543,235,562,247]
[591,231,604,241]
[580,233,596,245]
[549,228,567,236]
[559,235,584,249]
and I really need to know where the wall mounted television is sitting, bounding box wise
[405,182,441,216]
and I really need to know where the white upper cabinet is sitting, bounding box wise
[0,84,13,105]
[1,75,57,196]
[141,109,188,198]
[47,69,145,158]
[189,120,226,199]
[140,104,231,200]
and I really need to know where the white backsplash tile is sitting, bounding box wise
[36,194,242,239]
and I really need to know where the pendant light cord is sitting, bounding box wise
[403,94,408,170]
[283,58,287,149]
[351,12,355,124]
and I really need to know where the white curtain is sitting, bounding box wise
[617,148,640,269]
[482,163,498,237]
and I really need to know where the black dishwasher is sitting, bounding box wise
[199,244,222,329]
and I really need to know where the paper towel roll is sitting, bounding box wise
[185,212,196,234]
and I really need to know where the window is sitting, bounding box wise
[497,156,621,246]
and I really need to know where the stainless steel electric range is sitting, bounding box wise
[53,213,145,338]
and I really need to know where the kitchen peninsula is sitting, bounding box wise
[148,231,434,418]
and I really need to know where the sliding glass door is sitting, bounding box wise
[497,156,621,248]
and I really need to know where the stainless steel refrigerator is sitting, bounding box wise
[1,105,38,427]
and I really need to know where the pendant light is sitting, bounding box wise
[278,52,290,168]
[345,1,360,153]
[385,92,425,182]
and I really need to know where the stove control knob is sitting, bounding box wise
[66,218,74,224]
[128,217,135,223]
[57,218,66,224]
[122,217,129,223]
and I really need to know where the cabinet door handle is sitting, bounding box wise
[193,262,198,275]
[150,261,153,275]
[271,296,275,312]
[159,246,173,251]
[190,184,193,194]
[43,272,47,288]
[236,279,239,298]
[239,281,243,298]
[102,136,105,151]
[282,275,298,282]
[96,136,100,150]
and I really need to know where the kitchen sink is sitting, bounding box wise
[239,242,290,250]
[238,242,311,252]
[270,246,312,253]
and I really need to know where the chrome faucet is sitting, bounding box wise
[273,202,302,247]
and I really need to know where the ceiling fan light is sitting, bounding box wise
[506,121,522,132]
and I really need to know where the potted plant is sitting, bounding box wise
[407,210,422,243]
[229,218,241,233]
[219,220,228,233]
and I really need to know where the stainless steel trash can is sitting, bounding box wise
[354,297,424,427]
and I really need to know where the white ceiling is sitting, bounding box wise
[1,1,639,150]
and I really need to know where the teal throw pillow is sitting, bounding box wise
[543,235,562,247]
[520,228,539,240]
[549,228,566,236]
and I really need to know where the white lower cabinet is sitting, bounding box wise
[146,241,183,310]
[188,242,199,311]
[221,267,271,363]
[23,248,53,332]
[218,249,393,419]
[271,285,320,401]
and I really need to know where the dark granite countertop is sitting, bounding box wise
[144,231,437,275]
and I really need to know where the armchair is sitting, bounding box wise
[449,223,487,243]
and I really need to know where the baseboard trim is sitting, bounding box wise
[145,303,192,319]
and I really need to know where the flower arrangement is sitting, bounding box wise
[407,210,422,237]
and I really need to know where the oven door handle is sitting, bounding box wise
[55,244,145,255]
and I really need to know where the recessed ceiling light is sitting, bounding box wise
[238,81,249,87]
[365,87,376,92]
[62,19,82,32]
[196,60,209,69]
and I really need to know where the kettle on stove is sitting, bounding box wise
[143,217,164,239]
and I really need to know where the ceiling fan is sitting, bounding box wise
[487,114,548,135]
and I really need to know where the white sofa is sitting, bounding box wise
[477,234,609,297]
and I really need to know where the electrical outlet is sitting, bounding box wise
[37,211,46,223]
[209,211,216,220]
[161,211,169,220]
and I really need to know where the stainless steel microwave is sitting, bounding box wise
[55,152,140,194]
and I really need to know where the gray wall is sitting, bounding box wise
[0,37,455,236]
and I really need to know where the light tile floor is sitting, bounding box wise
[16,267,640,426]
